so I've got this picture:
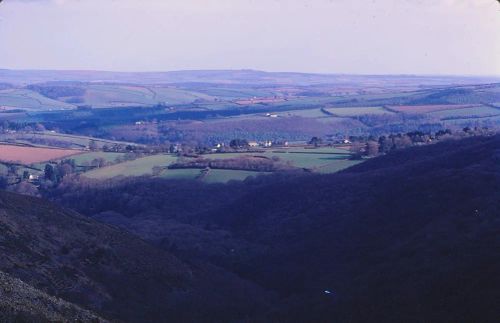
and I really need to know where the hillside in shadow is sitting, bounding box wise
[47,134,500,322]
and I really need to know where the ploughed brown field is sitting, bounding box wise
[388,104,479,113]
[0,144,82,164]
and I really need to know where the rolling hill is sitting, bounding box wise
[51,134,500,322]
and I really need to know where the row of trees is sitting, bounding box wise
[349,127,493,159]
[44,159,77,185]
[169,156,291,172]
[0,121,47,133]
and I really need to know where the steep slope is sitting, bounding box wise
[0,190,272,322]
[0,270,106,322]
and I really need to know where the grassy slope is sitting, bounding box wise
[430,105,500,119]
[83,154,178,178]
[81,84,215,108]
[324,106,394,116]
[203,169,268,183]
[0,89,74,110]
[0,132,139,149]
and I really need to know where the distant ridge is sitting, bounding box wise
[1,68,498,86]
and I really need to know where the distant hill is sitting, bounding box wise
[1,68,498,86]
[52,134,500,322]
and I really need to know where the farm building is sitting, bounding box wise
[263,140,272,147]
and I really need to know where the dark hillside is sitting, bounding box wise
[0,190,272,322]
[50,135,500,322]
[0,270,106,322]
[204,135,500,322]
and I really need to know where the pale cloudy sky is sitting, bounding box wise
[0,0,498,75]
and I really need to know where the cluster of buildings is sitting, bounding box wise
[212,140,288,152]
[247,140,274,148]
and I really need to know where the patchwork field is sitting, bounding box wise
[429,106,500,119]
[387,104,480,114]
[194,87,277,99]
[0,132,138,149]
[78,84,216,108]
[324,106,393,116]
[0,144,82,164]
[83,154,178,179]
[82,146,358,183]
[0,89,74,111]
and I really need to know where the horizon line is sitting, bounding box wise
[1,67,500,79]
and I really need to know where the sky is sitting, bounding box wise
[0,0,499,75]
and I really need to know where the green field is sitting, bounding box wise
[196,87,276,99]
[0,84,218,111]
[151,87,214,104]
[0,89,74,110]
[202,169,266,183]
[159,168,203,180]
[430,106,500,119]
[280,147,350,153]
[282,108,330,118]
[83,154,178,179]
[206,146,351,168]
[31,151,126,175]
[324,106,393,116]
[81,84,215,108]
[80,145,357,182]
[0,132,139,149]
